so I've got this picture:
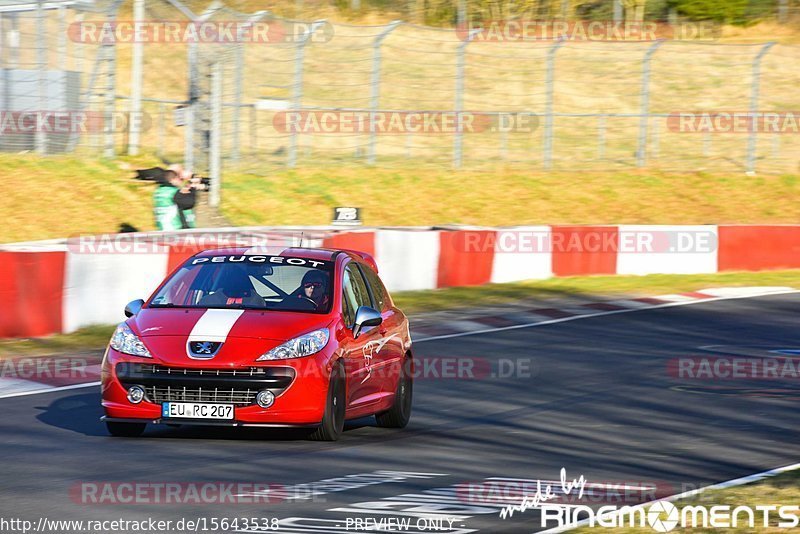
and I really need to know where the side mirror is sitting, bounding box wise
[353,306,382,339]
[124,299,145,318]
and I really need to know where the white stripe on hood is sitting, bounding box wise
[188,309,245,343]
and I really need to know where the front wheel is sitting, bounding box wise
[309,362,346,441]
[106,421,146,437]
[376,356,413,428]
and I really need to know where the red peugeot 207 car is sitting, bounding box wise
[101,247,413,441]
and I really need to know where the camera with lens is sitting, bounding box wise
[135,167,209,192]
[194,175,211,189]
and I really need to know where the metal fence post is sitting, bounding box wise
[232,46,244,164]
[778,0,788,23]
[209,61,222,208]
[289,20,325,168]
[613,0,623,23]
[746,42,775,174]
[128,0,144,155]
[185,42,197,170]
[453,28,480,169]
[9,13,19,68]
[104,30,117,158]
[183,3,221,171]
[58,6,67,74]
[368,21,400,165]
[35,0,46,155]
[232,11,267,165]
[637,39,663,167]
[74,11,83,89]
[101,1,122,158]
[543,39,564,170]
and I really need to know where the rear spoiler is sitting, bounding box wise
[340,249,379,273]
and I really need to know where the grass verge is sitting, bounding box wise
[2,153,800,243]
[1,270,797,357]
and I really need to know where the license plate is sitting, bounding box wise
[162,402,234,420]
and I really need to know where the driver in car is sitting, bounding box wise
[298,270,330,310]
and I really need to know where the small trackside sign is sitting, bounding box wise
[333,207,361,226]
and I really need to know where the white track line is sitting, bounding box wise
[0,381,101,399]
[413,288,799,343]
[538,461,800,533]
[1,288,797,400]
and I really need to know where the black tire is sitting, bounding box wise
[376,355,413,428]
[309,362,346,441]
[106,421,146,437]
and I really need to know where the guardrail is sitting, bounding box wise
[2,225,798,338]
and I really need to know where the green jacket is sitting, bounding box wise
[153,185,196,231]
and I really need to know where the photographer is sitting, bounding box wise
[152,167,207,231]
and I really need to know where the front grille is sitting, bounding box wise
[140,364,268,378]
[116,363,295,407]
[146,385,256,406]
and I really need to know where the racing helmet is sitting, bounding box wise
[300,270,329,304]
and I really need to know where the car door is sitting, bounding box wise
[357,263,405,394]
[340,263,384,409]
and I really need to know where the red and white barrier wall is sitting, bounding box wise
[1,225,798,338]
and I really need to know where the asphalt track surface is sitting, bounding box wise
[1,294,799,534]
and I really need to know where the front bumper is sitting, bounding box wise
[101,347,332,425]
[101,416,319,428]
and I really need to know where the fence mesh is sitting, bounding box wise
[1,0,798,176]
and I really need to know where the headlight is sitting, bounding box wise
[109,323,152,358]
[257,328,329,361]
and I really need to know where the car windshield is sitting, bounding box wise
[149,255,334,313]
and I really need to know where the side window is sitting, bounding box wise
[350,266,372,308]
[342,265,370,326]
[359,265,387,311]
[342,270,357,326]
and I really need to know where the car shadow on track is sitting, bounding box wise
[35,392,382,441]
[35,392,107,436]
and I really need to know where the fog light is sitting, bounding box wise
[127,385,145,404]
[256,390,275,408]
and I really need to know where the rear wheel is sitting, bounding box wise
[309,362,346,441]
[376,355,413,428]
[105,421,146,437]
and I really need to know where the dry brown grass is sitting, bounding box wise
[2,152,800,244]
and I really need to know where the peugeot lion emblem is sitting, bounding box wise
[188,341,222,359]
